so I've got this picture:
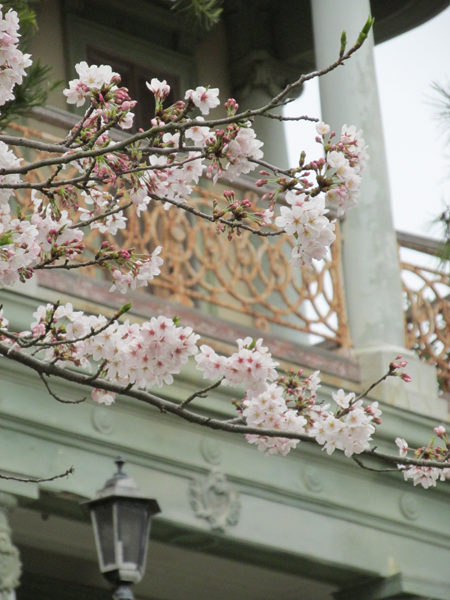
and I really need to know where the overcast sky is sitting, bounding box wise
[284,6,450,241]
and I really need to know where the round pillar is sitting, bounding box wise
[311,0,405,349]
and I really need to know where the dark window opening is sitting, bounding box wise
[86,47,180,132]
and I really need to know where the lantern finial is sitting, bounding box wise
[115,456,126,476]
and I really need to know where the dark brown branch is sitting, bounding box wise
[0,466,74,483]
[0,341,449,471]
[352,456,399,473]
[70,201,133,229]
[262,113,320,123]
[157,196,283,237]
[355,369,393,402]
[0,34,369,177]
[35,257,111,271]
[178,377,225,409]
[39,372,86,404]
[62,104,95,147]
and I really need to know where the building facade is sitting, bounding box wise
[0,1,450,599]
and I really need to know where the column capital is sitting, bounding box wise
[230,50,303,101]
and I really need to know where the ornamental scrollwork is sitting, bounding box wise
[189,469,241,532]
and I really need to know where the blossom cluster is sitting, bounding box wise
[17,303,201,394]
[0,184,85,288]
[63,61,136,131]
[308,390,381,457]
[0,140,21,203]
[268,121,368,267]
[195,337,278,397]
[395,428,450,489]
[109,246,164,294]
[244,383,307,456]
[322,123,369,217]
[275,191,336,267]
[0,4,32,107]
[242,368,381,458]
[2,7,447,492]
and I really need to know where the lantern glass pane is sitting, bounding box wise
[117,500,149,569]
[93,503,116,568]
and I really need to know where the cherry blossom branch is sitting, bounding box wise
[0,134,70,154]
[1,341,448,471]
[155,196,283,237]
[4,303,131,349]
[34,257,111,271]
[0,21,373,178]
[69,201,133,229]
[261,114,320,123]
[61,104,96,147]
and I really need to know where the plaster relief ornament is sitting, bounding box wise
[0,7,447,490]
[189,469,241,532]
[399,493,419,521]
[91,404,115,435]
[200,437,222,465]
[302,466,324,493]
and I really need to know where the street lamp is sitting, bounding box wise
[84,457,161,600]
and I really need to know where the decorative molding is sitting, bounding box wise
[0,493,21,597]
[399,493,419,521]
[91,406,115,436]
[302,466,324,493]
[200,438,222,465]
[189,469,241,532]
[231,50,302,100]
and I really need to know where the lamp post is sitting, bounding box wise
[84,457,161,600]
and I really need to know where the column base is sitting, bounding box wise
[335,573,450,600]
[354,344,449,421]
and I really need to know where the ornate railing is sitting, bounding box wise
[399,232,450,392]
[7,119,351,348]
[10,117,450,371]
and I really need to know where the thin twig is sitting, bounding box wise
[355,370,393,402]
[352,456,399,473]
[0,466,74,483]
[261,113,320,123]
[39,372,86,404]
[70,201,133,229]
[1,341,449,471]
[157,196,283,237]
[61,104,95,147]
[0,34,370,177]
[178,377,225,409]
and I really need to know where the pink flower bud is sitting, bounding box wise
[434,426,446,438]
[400,373,412,383]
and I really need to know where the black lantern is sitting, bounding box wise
[84,457,161,600]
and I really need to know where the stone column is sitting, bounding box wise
[311,0,448,419]
[0,493,21,600]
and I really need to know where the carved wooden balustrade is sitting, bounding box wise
[7,120,352,348]
[399,232,450,392]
